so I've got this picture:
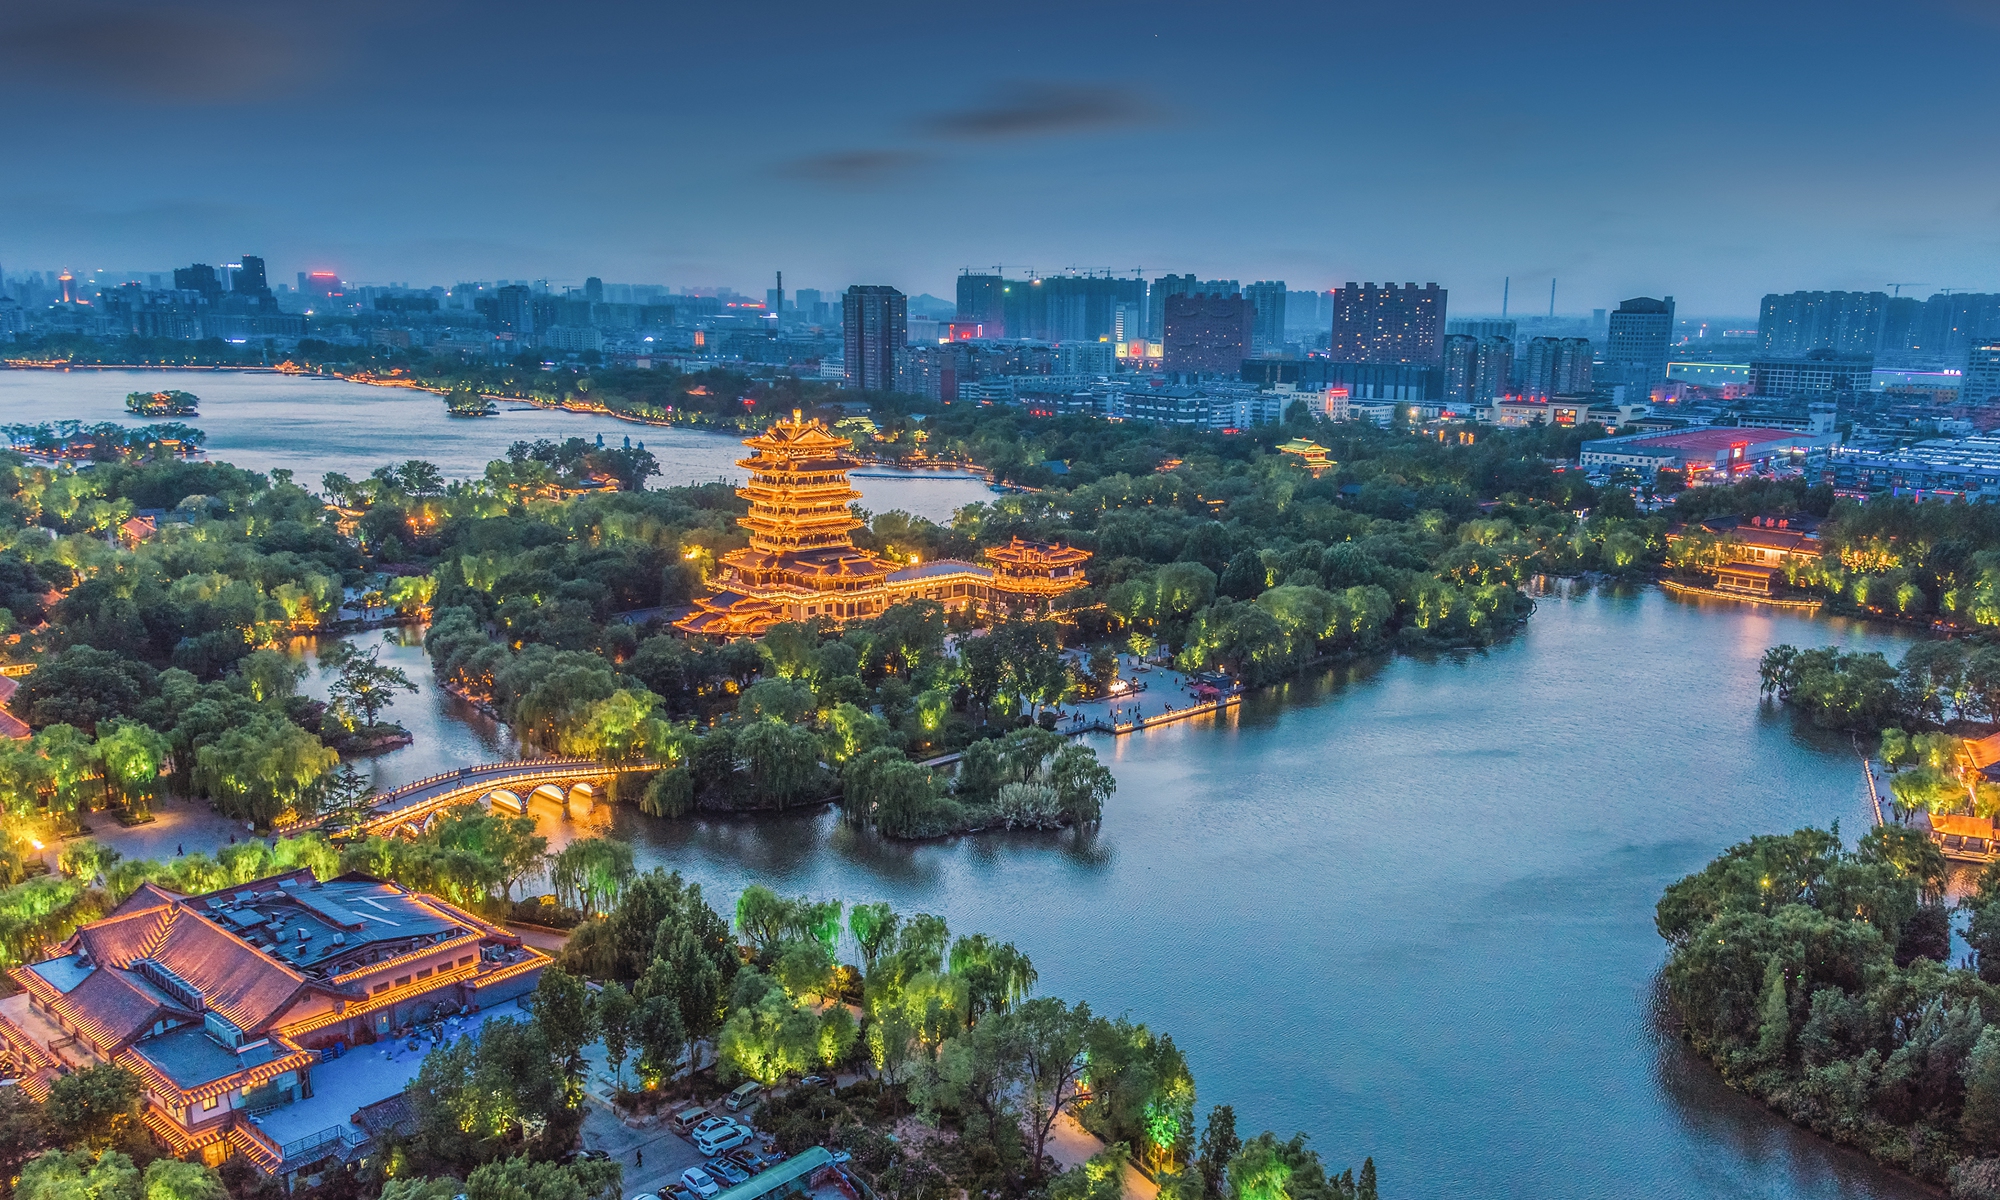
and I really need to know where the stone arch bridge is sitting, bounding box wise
[300,757,665,838]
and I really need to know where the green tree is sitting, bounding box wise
[45,1064,141,1151]
[16,1149,140,1200]
[849,901,900,977]
[529,968,600,1100]
[598,981,634,1089]
[1198,1104,1239,1200]
[95,720,168,811]
[321,640,419,728]
[140,1159,227,1200]
[1017,997,1095,1179]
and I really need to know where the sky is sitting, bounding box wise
[3,0,1999,314]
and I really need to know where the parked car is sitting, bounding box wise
[563,1149,611,1164]
[689,1117,731,1141]
[668,1189,699,1200]
[705,1159,749,1186]
[680,1169,719,1199]
[797,1076,828,1089]
[724,1082,762,1111]
[693,1123,753,1156]
[726,1148,773,1173]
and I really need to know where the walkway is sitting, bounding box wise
[1042,1110,1159,1200]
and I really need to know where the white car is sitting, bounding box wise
[690,1117,732,1141]
[693,1123,752,1156]
[680,1169,719,1199]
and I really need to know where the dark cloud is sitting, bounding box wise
[0,4,306,102]
[778,149,931,187]
[922,83,1156,140]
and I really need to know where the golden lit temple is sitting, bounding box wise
[1276,438,1335,475]
[675,414,1091,639]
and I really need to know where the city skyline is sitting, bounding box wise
[3,0,1998,311]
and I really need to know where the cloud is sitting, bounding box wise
[922,82,1156,140]
[777,149,931,187]
[0,3,305,102]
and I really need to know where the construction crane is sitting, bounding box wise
[1885,283,1923,297]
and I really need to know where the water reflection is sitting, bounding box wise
[306,585,1937,1198]
[0,369,991,523]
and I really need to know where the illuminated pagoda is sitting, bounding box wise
[676,415,1093,639]
[984,537,1092,612]
[1275,438,1335,475]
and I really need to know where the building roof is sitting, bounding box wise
[48,962,194,1052]
[1619,427,1816,453]
[886,559,989,583]
[127,1022,277,1090]
[1932,813,1995,839]
[709,1147,836,1200]
[1966,732,2000,773]
[1716,563,1782,579]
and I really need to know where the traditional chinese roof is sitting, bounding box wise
[47,963,196,1053]
[740,414,853,463]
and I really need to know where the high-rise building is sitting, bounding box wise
[1964,338,2000,408]
[1245,281,1288,355]
[1605,297,1674,397]
[1447,317,1517,340]
[1328,282,1446,364]
[494,284,535,335]
[173,263,221,299]
[1162,293,1252,375]
[1748,353,1874,398]
[1758,291,1887,357]
[584,276,604,303]
[1149,274,1197,341]
[1520,337,1593,398]
[1285,290,1330,343]
[995,275,1141,343]
[1908,293,2000,365]
[843,285,906,391]
[233,255,268,295]
[1442,335,1513,406]
[956,273,1006,337]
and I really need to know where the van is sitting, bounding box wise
[724,1082,762,1112]
[670,1106,711,1134]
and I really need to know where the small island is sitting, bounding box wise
[444,386,499,416]
[123,388,199,416]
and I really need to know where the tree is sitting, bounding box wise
[16,1149,140,1200]
[1017,997,1095,1178]
[321,640,418,728]
[529,968,600,1101]
[551,838,635,914]
[598,982,634,1089]
[850,901,900,977]
[95,720,168,811]
[634,990,688,1089]
[45,1064,141,1151]
[1198,1105,1239,1200]
[736,884,795,955]
[140,1159,227,1200]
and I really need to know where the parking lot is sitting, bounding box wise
[579,1087,776,1200]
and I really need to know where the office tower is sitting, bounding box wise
[1605,297,1675,397]
[1520,337,1593,398]
[1149,274,1197,341]
[1245,281,1288,355]
[794,288,827,325]
[233,255,267,295]
[1965,338,2000,407]
[998,275,1141,343]
[584,277,604,303]
[173,263,222,299]
[1748,354,1874,398]
[1442,335,1513,406]
[1328,282,1446,364]
[1758,290,1887,357]
[956,273,1006,337]
[1162,293,1251,375]
[495,284,535,334]
[843,285,906,391]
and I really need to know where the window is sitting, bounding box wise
[203,1095,218,1111]
[395,975,411,987]
[459,956,474,968]
[416,968,432,981]
[372,983,388,994]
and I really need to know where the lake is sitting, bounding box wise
[0,367,993,523]
[337,585,1927,1200]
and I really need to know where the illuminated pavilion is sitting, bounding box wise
[674,414,1092,639]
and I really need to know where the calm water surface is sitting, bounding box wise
[0,368,991,522]
[345,586,1930,1200]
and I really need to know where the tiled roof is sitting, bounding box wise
[76,906,175,967]
[110,882,184,918]
[49,965,193,1053]
[148,911,308,1033]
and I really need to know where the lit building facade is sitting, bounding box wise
[842,286,906,391]
[676,416,1091,638]
[1327,282,1446,364]
[0,871,546,1174]
[1162,293,1252,375]
[1604,296,1674,397]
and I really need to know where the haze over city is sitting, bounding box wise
[3,0,1999,309]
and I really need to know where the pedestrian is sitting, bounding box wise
[635,1149,643,1168]
[229,834,236,844]
[176,843,183,856]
